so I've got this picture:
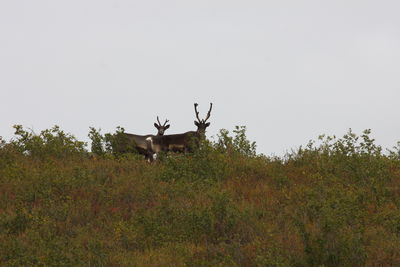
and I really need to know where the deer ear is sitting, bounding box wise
[205,122,210,127]
[165,124,170,130]
[154,123,159,129]
[194,121,200,127]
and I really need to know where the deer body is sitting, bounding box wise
[146,131,199,154]
[118,133,154,154]
[114,117,170,160]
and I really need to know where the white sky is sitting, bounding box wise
[1,0,399,155]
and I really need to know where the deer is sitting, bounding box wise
[114,116,170,160]
[146,103,213,160]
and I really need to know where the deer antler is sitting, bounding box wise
[157,116,162,126]
[204,103,213,122]
[194,103,201,122]
[163,119,169,126]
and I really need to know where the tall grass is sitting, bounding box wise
[0,126,399,266]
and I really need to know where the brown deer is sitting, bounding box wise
[146,103,212,159]
[114,117,170,160]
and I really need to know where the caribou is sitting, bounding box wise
[146,103,213,160]
[114,117,170,160]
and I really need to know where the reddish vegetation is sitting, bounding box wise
[0,126,399,266]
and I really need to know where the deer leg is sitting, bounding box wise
[145,137,157,162]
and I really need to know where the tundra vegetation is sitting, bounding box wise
[1,125,400,266]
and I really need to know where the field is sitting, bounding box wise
[1,126,400,266]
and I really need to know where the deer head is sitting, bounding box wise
[154,116,170,136]
[194,103,212,135]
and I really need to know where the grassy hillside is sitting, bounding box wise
[1,126,400,266]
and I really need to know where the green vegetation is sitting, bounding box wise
[1,125,400,266]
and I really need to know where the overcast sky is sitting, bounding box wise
[1,0,399,155]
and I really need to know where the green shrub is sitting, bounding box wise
[159,140,228,183]
[89,126,141,158]
[215,126,257,157]
[88,127,105,156]
[10,125,86,159]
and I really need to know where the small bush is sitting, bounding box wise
[215,126,257,157]
[88,127,105,156]
[10,125,86,159]
[159,140,228,183]
[89,126,141,158]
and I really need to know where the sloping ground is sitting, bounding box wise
[1,147,400,266]
[1,127,400,266]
